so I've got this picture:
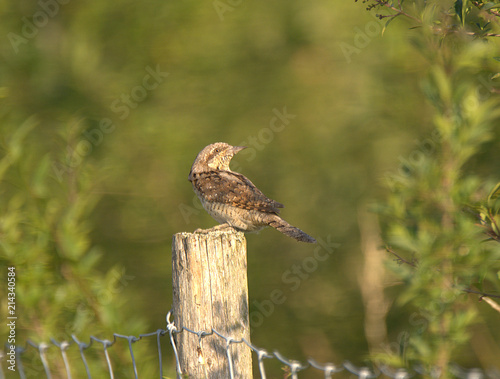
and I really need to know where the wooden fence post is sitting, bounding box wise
[172,229,252,378]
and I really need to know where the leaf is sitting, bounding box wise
[0,117,38,181]
[492,216,500,235]
[9,116,38,159]
[455,0,469,26]
[382,16,398,36]
[488,182,500,202]
[32,154,51,197]
[483,2,500,11]
[455,0,464,24]
[463,0,469,25]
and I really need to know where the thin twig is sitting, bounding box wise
[471,1,500,18]
[465,31,500,37]
[359,0,421,22]
[476,222,500,243]
[380,2,421,23]
[464,288,500,314]
[384,246,418,267]
[463,288,500,299]
[364,0,500,37]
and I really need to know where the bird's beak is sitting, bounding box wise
[232,146,247,155]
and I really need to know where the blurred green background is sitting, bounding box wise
[1,0,500,377]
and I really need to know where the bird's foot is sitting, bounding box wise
[194,223,235,234]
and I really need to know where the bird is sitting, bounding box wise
[188,142,316,243]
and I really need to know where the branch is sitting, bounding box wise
[485,229,500,242]
[476,223,500,243]
[383,250,500,313]
[464,288,500,314]
[471,1,500,18]
[359,0,500,37]
[384,246,418,267]
[356,0,421,23]
[463,288,500,299]
[465,31,500,38]
[379,2,421,23]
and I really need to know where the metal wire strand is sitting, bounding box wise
[38,342,52,379]
[308,358,344,379]
[166,311,183,378]
[243,338,272,379]
[2,311,492,379]
[274,350,308,379]
[414,363,442,379]
[15,345,27,379]
[0,349,5,379]
[344,361,379,379]
[71,334,92,379]
[450,364,485,379]
[142,329,168,379]
[51,339,73,379]
[212,329,245,379]
[378,364,412,379]
[114,334,140,379]
[90,336,115,379]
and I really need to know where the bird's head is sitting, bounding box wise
[189,142,246,175]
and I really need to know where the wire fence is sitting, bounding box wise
[1,310,499,379]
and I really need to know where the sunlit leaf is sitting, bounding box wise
[488,182,500,202]
[32,154,51,198]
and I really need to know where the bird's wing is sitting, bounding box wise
[191,171,284,214]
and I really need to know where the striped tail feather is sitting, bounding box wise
[267,215,316,243]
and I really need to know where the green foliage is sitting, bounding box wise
[1,0,499,375]
[370,0,500,374]
[468,182,500,245]
[0,117,153,377]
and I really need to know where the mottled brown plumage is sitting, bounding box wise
[188,142,316,243]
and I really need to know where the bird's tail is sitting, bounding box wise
[267,215,316,243]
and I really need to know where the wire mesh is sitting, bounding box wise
[1,310,498,379]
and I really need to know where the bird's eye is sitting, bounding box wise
[214,148,220,153]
